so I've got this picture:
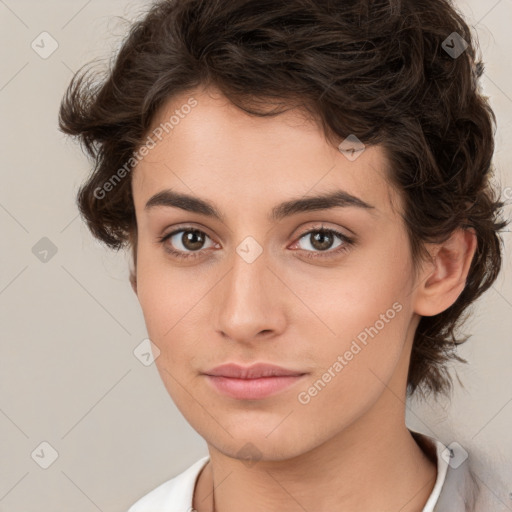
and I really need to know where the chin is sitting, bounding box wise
[212,436,310,464]
[196,417,324,463]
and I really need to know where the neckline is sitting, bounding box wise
[409,429,451,512]
[190,429,449,512]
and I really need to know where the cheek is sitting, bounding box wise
[289,252,412,404]
[135,243,188,335]
[280,246,411,349]
[134,250,209,379]
[294,300,410,438]
[135,261,200,406]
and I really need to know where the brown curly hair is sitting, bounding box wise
[58,0,507,399]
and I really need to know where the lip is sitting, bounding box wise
[203,363,307,400]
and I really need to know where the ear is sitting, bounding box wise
[128,230,138,295]
[130,269,138,295]
[414,228,477,316]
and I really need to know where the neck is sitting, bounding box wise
[193,395,437,512]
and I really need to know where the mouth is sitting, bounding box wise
[202,363,307,400]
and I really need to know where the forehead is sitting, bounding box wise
[131,86,401,219]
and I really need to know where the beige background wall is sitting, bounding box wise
[1,1,510,510]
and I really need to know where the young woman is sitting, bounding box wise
[58,0,508,510]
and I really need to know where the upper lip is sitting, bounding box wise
[203,363,306,379]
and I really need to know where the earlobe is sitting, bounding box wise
[414,229,477,316]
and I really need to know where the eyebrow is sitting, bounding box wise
[144,188,375,222]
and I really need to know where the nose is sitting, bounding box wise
[214,246,288,345]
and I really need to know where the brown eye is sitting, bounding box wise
[178,230,206,251]
[158,228,216,260]
[297,229,344,252]
[292,227,355,260]
[308,231,336,251]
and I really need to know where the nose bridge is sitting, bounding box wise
[214,234,284,340]
[224,238,270,313]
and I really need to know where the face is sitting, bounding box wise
[131,86,421,461]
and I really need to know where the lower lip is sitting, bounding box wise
[205,375,306,400]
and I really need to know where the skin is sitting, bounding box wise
[130,85,477,512]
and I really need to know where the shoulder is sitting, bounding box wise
[411,429,510,512]
[438,448,510,512]
[127,456,210,512]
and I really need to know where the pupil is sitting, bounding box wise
[312,231,332,251]
[183,230,204,250]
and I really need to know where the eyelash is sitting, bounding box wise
[156,225,354,261]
